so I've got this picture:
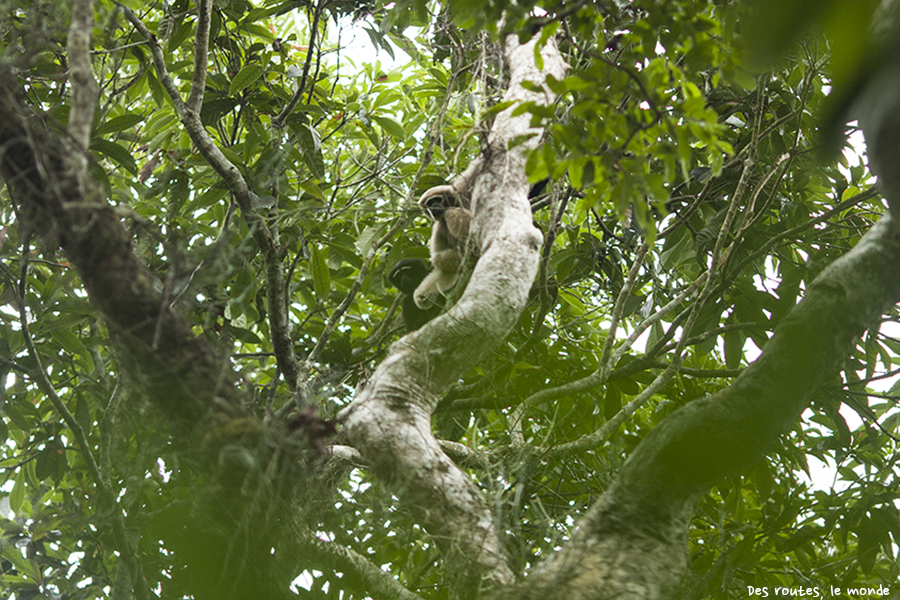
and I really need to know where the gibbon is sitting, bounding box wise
[414,186,473,309]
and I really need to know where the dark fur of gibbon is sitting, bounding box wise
[413,187,473,309]
[388,258,442,331]
[529,178,549,199]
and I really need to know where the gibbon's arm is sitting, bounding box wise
[413,262,461,309]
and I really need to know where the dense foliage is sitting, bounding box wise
[0,0,898,598]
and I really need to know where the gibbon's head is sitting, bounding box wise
[418,185,458,221]
[388,258,429,295]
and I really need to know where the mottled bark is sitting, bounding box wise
[0,88,244,427]
[339,34,568,597]
[0,72,303,600]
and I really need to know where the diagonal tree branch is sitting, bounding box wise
[0,88,245,429]
[519,212,900,598]
[298,533,426,600]
[339,34,568,597]
[120,2,302,393]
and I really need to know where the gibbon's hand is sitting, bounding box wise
[388,258,442,331]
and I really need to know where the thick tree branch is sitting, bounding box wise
[0,88,322,598]
[521,213,900,599]
[0,90,244,427]
[66,0,98,157]
[186,0,212,113]
[339,35,567,596]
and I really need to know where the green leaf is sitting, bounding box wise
[724,330,745,370]
[91,139,137,175]
[147,71,166,108]
[94,113,144,136]
[196,184,229,209]
[604,385,622,420]
[615,377,640,396]
[244,23,274,41]
[9,468,25,514]
[35,447,57,481]
[201,97,239,126]
[298,179,326,201]
[354,225,383,256]
[229,65,265,96]
[167,18,193,53]
[296,123,324,179]
[865,331,878,381]
[53,328,91,362]
[372,116,407,141]
[310,245,330,299]
[568,158,583,189]
[3,404,30,432]
[75,396,92,436]
[231,326,262,344]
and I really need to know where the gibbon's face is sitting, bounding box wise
[388,258,429,294]
[422,194,450,221]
